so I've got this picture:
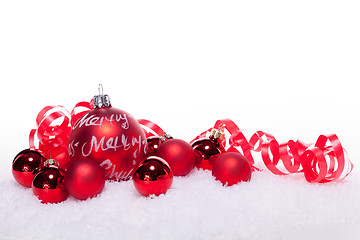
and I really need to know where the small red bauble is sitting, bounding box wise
[64,158,106,200]
[212,152,252,186]
[146,137,162,157]
[68,89,147,181]
[12,149,45,187]
[156,139,196,176]
[32,159,68,204]
[191,129,225,170]
[146,134,173,157]
[133,156,173,197]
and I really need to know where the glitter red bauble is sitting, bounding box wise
[64,158,106,200]
[133,156,173,197]
[212,152,252,186]
[12,149,45,187]
[191,138,225,170]
[68,106,147,181]
[32,163,68,204]
[156,139,196,176]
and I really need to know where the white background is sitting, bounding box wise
[0,1,359,240]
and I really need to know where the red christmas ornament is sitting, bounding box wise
[133,156,173,197]
[68,85,147,181]
[64,158,106,200]
[146,133,173,157]
[156,139,196,176]
[12,149,45,187]
[191,129,225,170]
[212,152,252,186]
[32,159,68,204]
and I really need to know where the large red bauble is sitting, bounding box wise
[64,158,106,200]
[212,152,252,186]
[68,106,147,181]
[191,138,225,170]
[156,139,196,176]
[133,156,173,197]
[32,164,68,204]
[12,149,45,187]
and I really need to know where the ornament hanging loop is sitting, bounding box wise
[93,83,111,108]
[98,83,104,96]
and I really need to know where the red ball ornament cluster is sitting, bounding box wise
[11,84,353,203]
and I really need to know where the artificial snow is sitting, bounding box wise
[1,168,360,240]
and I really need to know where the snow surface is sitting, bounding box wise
[1,168,360,240]
[1,0,360,239]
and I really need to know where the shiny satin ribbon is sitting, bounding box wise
[137,119,166,138]
[29,105,72,165]
[29,102,353,183]
[191,118,353,183]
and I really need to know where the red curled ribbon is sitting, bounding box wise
[29,105,72,168]
[29,102,353,183]
[191,118,353,183]
[137,119,166,138]
[29,101,93,168]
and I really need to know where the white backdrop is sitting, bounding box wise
[1,1,359,239]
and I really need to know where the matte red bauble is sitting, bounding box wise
[212,152,252,186]
[191,129,225,170]
[12,149,45,187]
[68,88,147,181]
[156,139,196,176]
[32,159,68,204]
[133,156,173,197]
[65,159,106,200]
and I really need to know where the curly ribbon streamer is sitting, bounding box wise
[137,119,166,138]
[29,105,72,167]
[191,118,353,183]
[29,102,353,183]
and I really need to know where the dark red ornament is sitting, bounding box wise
[32,159,68,204]
[146,134,173,157]
[191,129,225,170]
[68,86,147,181]
[156,139,196,176]
[12,149,45,187]
[212,152,252,186]
[133,156,173,197]
[64,158,106,200]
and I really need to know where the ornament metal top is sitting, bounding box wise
[93,84,111,108]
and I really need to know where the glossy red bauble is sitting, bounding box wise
[32,162,68,204]
[145,134,173,157]
[68,106,147,181]
[65,159,106,200]
[146,136,162,157]
[191,138,225,170]
[212,152,252,186]
[156,139,196,176]
[133,156,173,197]
[12,149,45,187]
